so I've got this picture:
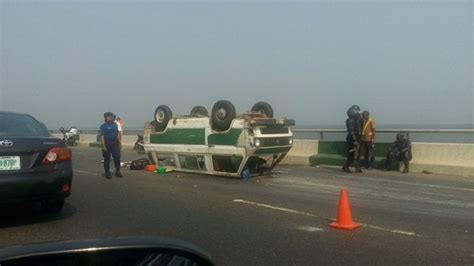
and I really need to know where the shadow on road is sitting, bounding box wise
[0,202,76,228]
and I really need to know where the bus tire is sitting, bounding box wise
[251,102,273,118]
[153,105,173,131]
[211,100,236,132]
[190,105,209,117]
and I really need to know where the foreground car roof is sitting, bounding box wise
[0,111,30,116]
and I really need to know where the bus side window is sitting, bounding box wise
[212,155,243,173]
[179,155,206,170]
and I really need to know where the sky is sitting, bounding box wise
[0,1,472,129]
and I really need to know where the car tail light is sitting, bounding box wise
[62,184,71,192]
[42,147,72,165]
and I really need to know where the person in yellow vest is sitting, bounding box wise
[361,111,376,169]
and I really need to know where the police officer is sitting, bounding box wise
[385,133,412,173]
[100,112,123,179]
[342,105,363,173]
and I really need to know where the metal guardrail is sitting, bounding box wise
[292,128,474,140]
[52,128,474,138]
[50,128,473,143]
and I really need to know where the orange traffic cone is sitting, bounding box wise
[329,189,361,231]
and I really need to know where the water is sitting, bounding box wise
[293,131,473,143]
[294,123,473,143]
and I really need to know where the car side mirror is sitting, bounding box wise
[0,237,214,266]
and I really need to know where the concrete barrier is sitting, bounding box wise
[79,134,97,142]
[306,140,473,176]
[411,142,474,176]
[76,134,98,147]
[66,134,473,176]
[121,135,138,147]
[283,140,318,165]
[73,133,137,148]
[51,133,63,139]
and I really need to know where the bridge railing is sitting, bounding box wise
[51,128,474,143]
[292,128,474,140]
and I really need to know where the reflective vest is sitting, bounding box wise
[362,118,375,141]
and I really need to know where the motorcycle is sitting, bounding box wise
[60,127,79,146]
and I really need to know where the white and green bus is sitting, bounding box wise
[143,100,295,178]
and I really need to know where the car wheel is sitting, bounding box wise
[42,198,65,214]
[251,102,273,118]
[211,100,236,132]
[153,105,173,132]
[190,106,209,117]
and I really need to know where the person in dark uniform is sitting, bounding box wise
[342,105,363,173]
[385,133,412,173]
[100,112,122,179]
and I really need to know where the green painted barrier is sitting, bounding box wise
[317,141,391,156]
[310,141,392,169]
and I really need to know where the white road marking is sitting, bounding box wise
[232,199,318,217]
[233,199,419,236]
[75,169,100,176]
[297,226,325,232]
[358,223,416,236]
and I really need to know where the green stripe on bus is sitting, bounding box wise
[254,146,291,155]
[208,129,242,145]
[150,128,206,145]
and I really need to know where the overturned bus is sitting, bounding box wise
[143,100,295,178]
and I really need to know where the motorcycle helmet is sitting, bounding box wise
[396,133,405,141]
[346,105,361,118]
[104,112,116,119]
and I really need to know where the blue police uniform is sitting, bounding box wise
[100,122,121,174]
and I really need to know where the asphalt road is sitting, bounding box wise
[1,147,473,265]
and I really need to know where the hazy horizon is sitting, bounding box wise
[1,1,472,129]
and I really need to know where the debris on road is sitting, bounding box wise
[130,158,151,170]
[145,164,157,172]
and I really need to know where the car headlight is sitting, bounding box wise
[254,138,261,147]
[289,137,293,145]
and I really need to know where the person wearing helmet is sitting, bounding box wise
[342,105,363,173]
[100,112,123,179]
[385,133,412,173]
[361,111,376,169]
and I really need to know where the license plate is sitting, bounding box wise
[0,156,21,170]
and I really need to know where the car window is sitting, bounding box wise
[0,114,49,137]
